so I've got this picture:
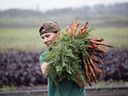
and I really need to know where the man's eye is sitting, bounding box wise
[41,37,44,39]
[45,35,50,38]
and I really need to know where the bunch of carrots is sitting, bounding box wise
[66,22,112,87]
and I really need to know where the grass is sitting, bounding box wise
[92,80,128,88]
[0,85,16,92]
[0,28,47,52]
[90,27,128,48]
[0,81,128,92]
[0,27,128,52]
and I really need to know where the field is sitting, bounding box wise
[0,28,45,52]
[0,27,128,96]
[91,28,128,48]
[0,27,128,52]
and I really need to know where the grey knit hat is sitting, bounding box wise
[39,21,61,36]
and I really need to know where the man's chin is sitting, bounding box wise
[46,44,51,48]
[45,43,54,48]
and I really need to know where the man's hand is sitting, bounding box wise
[41,62,48,76]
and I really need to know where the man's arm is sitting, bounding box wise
[40,62,48,76]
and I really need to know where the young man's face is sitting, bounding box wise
[41,32,59,47]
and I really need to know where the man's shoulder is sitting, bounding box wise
[39,49,49,64]
[40,49,49,57]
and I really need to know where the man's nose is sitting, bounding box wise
[43,38,48,44]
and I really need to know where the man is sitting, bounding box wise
[39,21,86,96]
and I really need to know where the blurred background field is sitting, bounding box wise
[0,28,43,52]
[0,2,128,51]
[0,28,128,52]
